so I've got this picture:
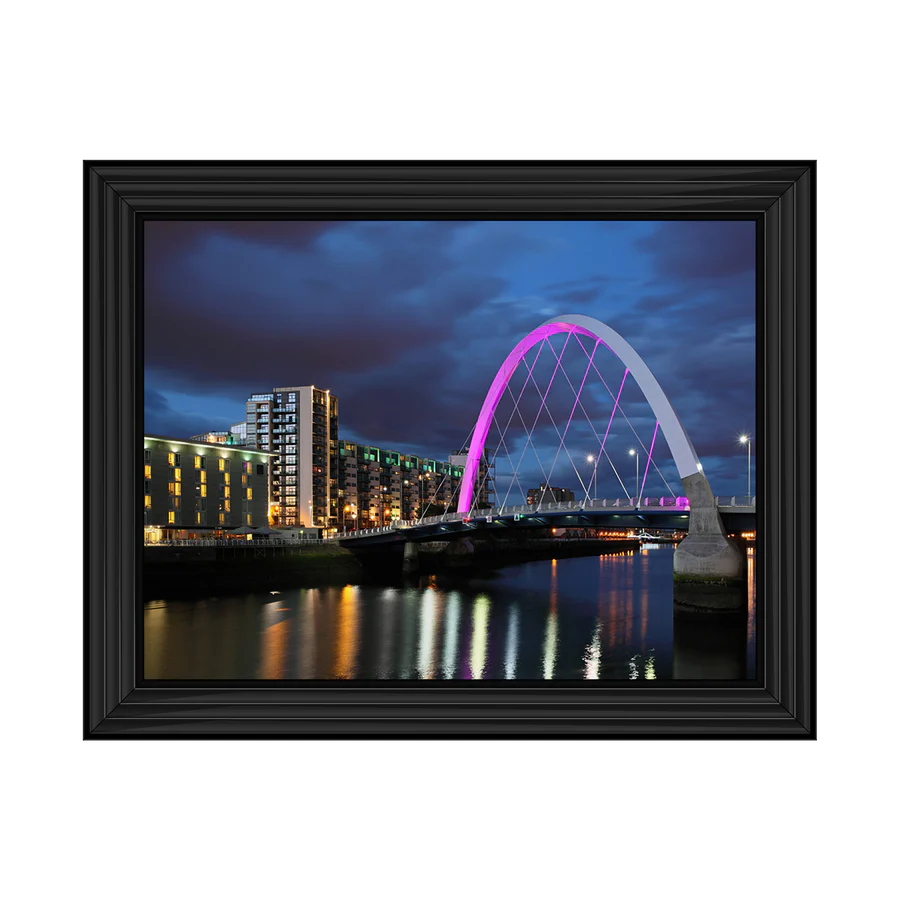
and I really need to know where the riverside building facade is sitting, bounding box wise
[142,435,275,542]
[244,386,339,528]
[336,441,493,530]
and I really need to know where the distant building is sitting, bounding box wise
[189,430,232,445]
[230,421,248,445]
[143,435,275,542]
[527,484,575,506]
[336,442,492,529]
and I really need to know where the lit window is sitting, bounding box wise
[200,484,207,498]
[174,468,181,482]
[168,511,175,524]
[218,458,225,472]
[224,486,231,498]
[196,512,202,524]
[224,473,230,485]
[200,471,207,484]
[224,500,231,512]
[246,488,253,500]
[242,475,248,486]
[168,482,176,495]
[144,495,151,508]
[246,514,252,525]
[194,456,201,469]
[219,513,225,525]
[174,483,181,496]
[168,452,175,466]
[144,464,152,478]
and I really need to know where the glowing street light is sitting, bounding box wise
[628,449,639,505]
[586,454,596,503]
[738,434,752,500]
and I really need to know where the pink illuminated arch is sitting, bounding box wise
[457,314,703,514]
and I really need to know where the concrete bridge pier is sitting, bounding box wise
[402,540,419,575]
[673,472,745,609]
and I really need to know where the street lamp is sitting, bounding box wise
[402,479,409,522]
[628,449,639,505]
[586,454,596,503]
[739,434,752,500]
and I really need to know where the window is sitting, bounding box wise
[175,483,182,496]
[144,479,151,494]
[144,464,152,478]
[168,482,176,495]
[167,452,175,466]
[144,449,152,463]
[246,487,253,500]
[224,500,231,512]
[246,514,252,526]
[224,472,230,485]
[174,468,181,482]
[200,470,207,484]
[144,495,151,509]
[195,512,202,524]
[224,486,231,498]
[242,475,248,486]
[219,513,225,525]
[218,458,226,472]
[200,484,207,498]
[243,461,252,474]
[194,455,201,469]
[168,511,175,524]
[256,463,265,475]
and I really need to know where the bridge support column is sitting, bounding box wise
[673,473,744,608]
[402,541,419,575]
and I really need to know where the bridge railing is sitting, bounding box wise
[145,538,332,547]
[335,495,755,538]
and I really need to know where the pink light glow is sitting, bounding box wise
[457,322,607,514]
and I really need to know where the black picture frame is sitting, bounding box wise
[85,161,815,739]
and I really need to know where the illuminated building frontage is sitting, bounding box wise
[142,435,275,542]
[244,386,339,528]
[336,441,493,530]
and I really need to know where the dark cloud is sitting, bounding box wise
[145,220,756,498]
[635,221,755,280]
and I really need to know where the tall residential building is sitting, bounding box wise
[142,434,275,541]
[245,386,339,528]
[336,441,493,530]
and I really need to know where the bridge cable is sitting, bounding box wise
[569,332,678,497]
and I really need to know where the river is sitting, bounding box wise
[143,546,756,680]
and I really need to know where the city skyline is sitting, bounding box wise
[145,220,756,499]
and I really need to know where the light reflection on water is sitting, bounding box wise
[144,547,756,681]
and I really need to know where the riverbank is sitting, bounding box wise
[144,544,365,594]
[143,537,642,594]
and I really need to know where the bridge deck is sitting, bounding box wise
[334,497,756,546]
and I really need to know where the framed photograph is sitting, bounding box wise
[85,161,814,738]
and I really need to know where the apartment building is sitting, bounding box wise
[245,386,339,528]
[142,435,275,541]
[336,441,493,529]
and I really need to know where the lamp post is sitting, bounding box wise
[402,479,409,522]
[629,449,638,505]
[739,434,751,500]
[586,454,596,503]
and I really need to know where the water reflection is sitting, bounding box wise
[441,592,460,679]
[469,595,490,679]
[144,547,756,681]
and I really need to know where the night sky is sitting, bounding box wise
[145,220,755,501]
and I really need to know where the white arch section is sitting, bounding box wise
[457,314,703,514]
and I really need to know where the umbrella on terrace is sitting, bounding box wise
[228,525,256,535]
